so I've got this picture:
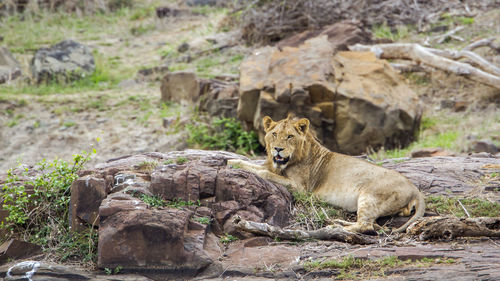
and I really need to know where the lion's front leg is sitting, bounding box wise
[227,159,296,188]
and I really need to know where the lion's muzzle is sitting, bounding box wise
[272,147,290,166]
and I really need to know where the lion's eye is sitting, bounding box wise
[272,132,277,137]
[287,135,294,139]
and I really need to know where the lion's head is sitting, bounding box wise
[262,115,310,170]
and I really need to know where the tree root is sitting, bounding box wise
[233,217,378,245]
[407,216,500,241]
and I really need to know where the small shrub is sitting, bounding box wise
[220,233,238,244]
[186,117,261,155]
[139,194,166,208]
[192,216,212,225]
[176,157,188,165]
[1,149,96,265]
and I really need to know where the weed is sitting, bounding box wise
[130,23,155,36]
[186,117,261,155]
[163,159,174,165]
[372,23,410,41]
[104,265,123,275]
[165,198,201,209]
[176,157,188,165]
[220,233,238,244]
[192,216,212,225]
[1,149,96,265]
[426,196,500,217]
[139,194,166,208]
[63,121,76,128]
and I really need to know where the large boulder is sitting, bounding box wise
[30,40,95,83]
[238,35,422,155]
[0,47,22,84]
[160,72,205,104]
[69,150,292,277]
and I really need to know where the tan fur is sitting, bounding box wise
[228,116,425,234]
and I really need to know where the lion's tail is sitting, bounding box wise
[393,191,425,233]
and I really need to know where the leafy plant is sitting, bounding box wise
[192,216,212,225]
[176,157,188,165]
[1,149,96,265]
[139,194,166,208]
[186,117,261,155]
[104,265,123,275]
[220,233,238,244]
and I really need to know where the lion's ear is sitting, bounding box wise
[262,116,275,132]
[295,118,310,135]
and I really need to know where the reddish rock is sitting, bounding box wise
[98,207,213,273]
[69,175,107,231]
[0,239,41,263]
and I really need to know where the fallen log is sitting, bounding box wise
[349,43,500,90]
[233,217,378,245]
[407,216,500,241]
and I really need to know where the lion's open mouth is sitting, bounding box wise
[273,155,290,165]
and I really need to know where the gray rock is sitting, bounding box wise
[30,39,95,83]
[0,47,22,84]
[471,139,499,154]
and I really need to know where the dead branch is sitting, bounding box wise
[349,43,500,90]
[233,217,378,245]
[463,38,500,53]
[390,63,428,73]
[429,48,500,76]
[407,216,500,241]
[429,26,464,45]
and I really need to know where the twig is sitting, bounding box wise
[457,199,471,218]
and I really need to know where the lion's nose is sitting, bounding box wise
[274,147,284,152]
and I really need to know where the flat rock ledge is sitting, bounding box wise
[1,151,499,280]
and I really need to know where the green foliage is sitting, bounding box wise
[186,117,261,155]
[166,198,201,209]
[372,23,410,41]
[104,265,123,275]
[192,216,212,225]
[371,130,459,160]
[176,157,188,165]
[1,149,96,264]
[139,194,166,208]
[220,233,238,244]
[426,196,500,218]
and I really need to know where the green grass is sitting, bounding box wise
[192,216,211,225]
[303,255,455,279]
[135,160,159,173]
[426,196,500,218]
[291,190,352,229]
[372,23,411,41]
[371,130,459,160]
[186,117,261,155]
[139,194,166,208]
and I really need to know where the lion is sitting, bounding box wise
[228,115,425,234]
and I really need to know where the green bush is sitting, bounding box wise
[1,149,96,265]
[186,117,261,155]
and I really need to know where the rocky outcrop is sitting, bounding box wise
[0,47,22,84]
[30,40,95,83]
[69,150,292,277]
[238,35,422,155]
